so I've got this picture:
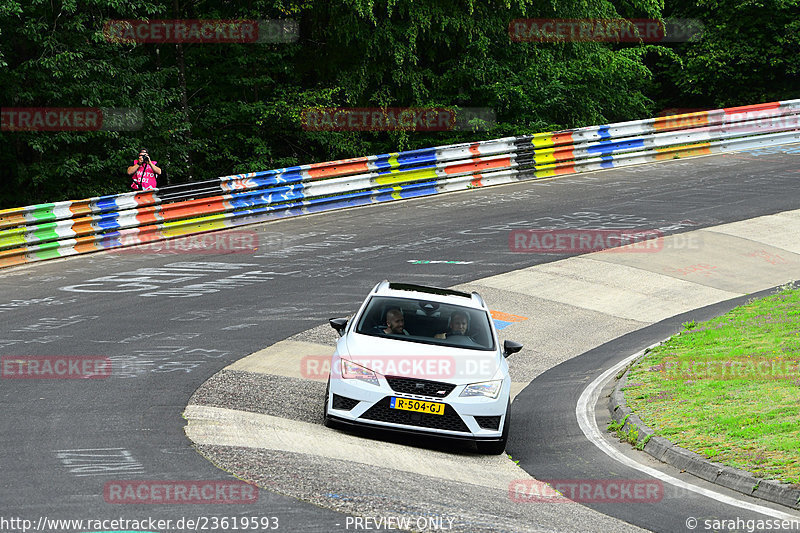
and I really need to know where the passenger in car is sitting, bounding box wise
[382,307,410,335]
[434,311,469,339]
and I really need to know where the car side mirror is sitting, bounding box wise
[503,340,523,358]
[329,317,348,337]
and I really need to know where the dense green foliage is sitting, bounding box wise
[1,0,797,208]
[656,0,800,108]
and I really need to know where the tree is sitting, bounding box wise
[654,0,799,108]
[0,0,178,207]
[2,0,683,209]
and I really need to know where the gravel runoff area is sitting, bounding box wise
[193,444,645,533]
[188,366,646,533]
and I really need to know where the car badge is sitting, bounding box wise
[437,390,446,395]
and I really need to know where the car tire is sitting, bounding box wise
[476,401,510,455]
[323,378,337,428]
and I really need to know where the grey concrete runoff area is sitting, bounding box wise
[1,145,800,533]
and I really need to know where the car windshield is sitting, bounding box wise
[355,296,495,351]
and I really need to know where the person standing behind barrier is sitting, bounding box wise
[127,148,161,190]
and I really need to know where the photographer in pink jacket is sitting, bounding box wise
[127,148,161,190]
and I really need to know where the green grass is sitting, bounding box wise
[624,286,800,485]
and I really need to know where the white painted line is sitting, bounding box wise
[576,348,800,521]
[51,447,126,452]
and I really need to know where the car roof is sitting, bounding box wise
[371,280,487,309]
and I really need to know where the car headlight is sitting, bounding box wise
[341,358,379,386]
[460,380,503,399]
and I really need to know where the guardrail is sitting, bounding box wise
[1,99,798,268]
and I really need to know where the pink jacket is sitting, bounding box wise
[131,160,158,190]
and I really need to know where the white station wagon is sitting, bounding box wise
[324,281,522,454]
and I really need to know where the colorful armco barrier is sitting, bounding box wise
[1,99,799,268]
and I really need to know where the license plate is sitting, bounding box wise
[389,397,444,416]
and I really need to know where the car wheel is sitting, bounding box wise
[322,378,337,428]
[476,401,510,455]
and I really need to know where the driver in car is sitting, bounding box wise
[434,311,469,339]
[382,307,410,335]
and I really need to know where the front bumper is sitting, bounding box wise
[326,413,507,442]
[327,375,509,439]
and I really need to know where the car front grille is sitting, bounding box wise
[385,376,456,398]
[332,394,360,411]
[359,397,470,432]
[474,415,501,430]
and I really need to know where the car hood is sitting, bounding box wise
[338,332,504,383]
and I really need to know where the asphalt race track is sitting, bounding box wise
[2,145,800,532]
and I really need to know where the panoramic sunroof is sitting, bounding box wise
[388,282,472,299]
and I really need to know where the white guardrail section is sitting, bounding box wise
[1,99,798,268]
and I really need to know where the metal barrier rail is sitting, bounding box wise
[1,99,798,268]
